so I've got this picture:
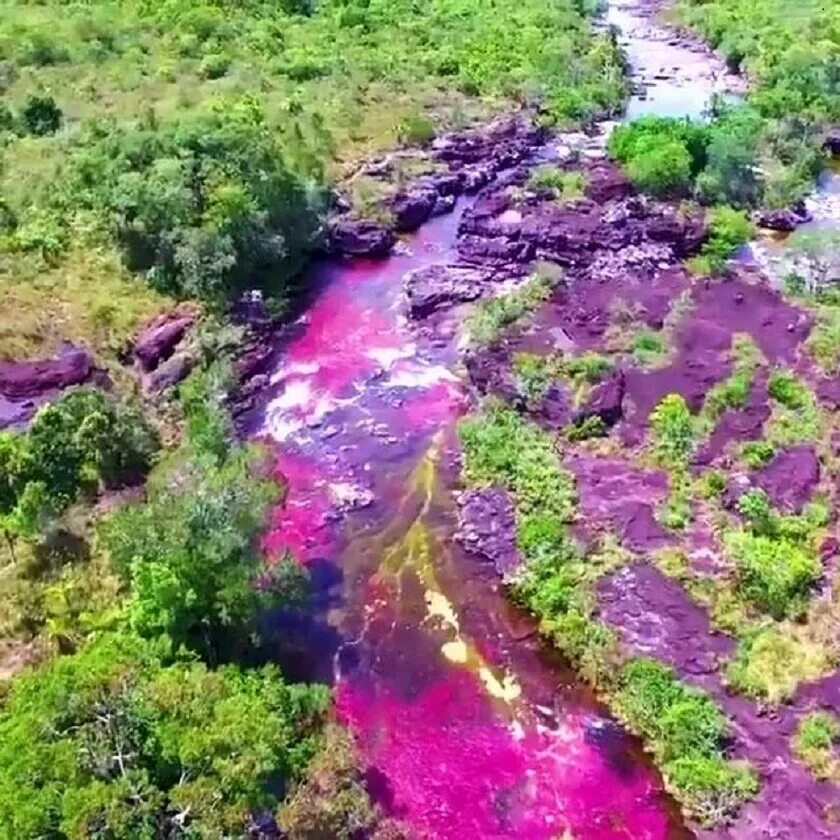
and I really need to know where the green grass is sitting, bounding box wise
[793,712,840,781]
[465,271,558,345]
[727,627,835,705]
[526,166,587,202]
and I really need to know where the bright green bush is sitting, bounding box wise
[794,712,840,780]
[0,389,157,540]
[526,166,586,201]
[465,271,557,345]
[650,393,695,467]
[741,440,775,469]
[692,206,753,276]
[768,369,811,410]
[613,658,757,824]
[725,530,821,620]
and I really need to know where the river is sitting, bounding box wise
[249,1,835,838]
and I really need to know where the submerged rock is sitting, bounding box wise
[457,488,522,580]
[329,219,395,258]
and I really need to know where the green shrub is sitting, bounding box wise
[512,352,564,401]
[767,369,809,409]
[566,415,607,441]
[0,389,157,541]
[726,628,834,704]
[0,632,329,840]
[793,712,840,780]
[725,530,820,620]
[741,441,775,469]
[526,166,586,201]
[61,99,326,303]
[396,113,436,146]
[198,51,231,79]
[613,658,756,823]
[692,206,753,276]
[564,352,612,384]
[650,394,695,467]
[20,94,62,136]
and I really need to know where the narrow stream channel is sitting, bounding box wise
[248,2,835,837]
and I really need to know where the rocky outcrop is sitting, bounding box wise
[456,488,522,580]
[133,310,194,371]
[0,345,92,400]
[574,370,625,427]
[824,127,840,156]
[404,264,490,318]
[754,445,821,513]
[328,219,395,258]
[390,187,438,232]
[755,202,812,232]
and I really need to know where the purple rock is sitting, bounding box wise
[0,346,92,399]
[133,312,193,371]
[754,445,821,514]
[575,370,625,427]
[329,219,395,258]
[824,127,840,156]
[390,187,438,232]
[404,264,489,318]
[457,488,522,580]
[145,351,195,393]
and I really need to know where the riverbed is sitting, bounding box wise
[251,1,839,838]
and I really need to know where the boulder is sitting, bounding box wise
[585,163,631,204]
[404,264,490,318]
[390,187,438,232]
[0,346,92,400]
[133,312,193,371]
[754,445,821,514]
[824,127,840,156]
[755,204,811,232]
[575,370,625,427]
[146,352,195,392]
[328,219,395,258]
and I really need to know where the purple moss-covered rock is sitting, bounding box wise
[755,204,811,232]
[404,264,489,318]
[0,345,92,400]
[390,187,438,232]
[754,445,821,514]
[584,163,631,204]
[145,351,195,393]
[329,219,395,258]
[133,311,193,371]
[575,370,625,427]
[598,562,735,676]
[456,488,522,580]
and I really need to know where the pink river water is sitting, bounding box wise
[246,1,747,835]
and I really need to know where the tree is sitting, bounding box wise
[0,632,329,840]
[20,94,62,135]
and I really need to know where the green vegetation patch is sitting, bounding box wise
[613,658,758,825]
[0,631,329,840]
[793,712,840,782]
[465,271,558,346]
[727,626,835,705]
[526,166,587,202]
